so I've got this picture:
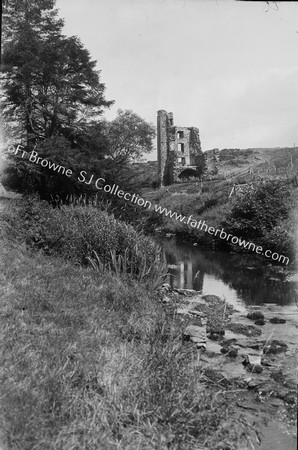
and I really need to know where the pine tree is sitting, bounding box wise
[2,0,113,146]
[1,0,64,144]
[1,0,113,197]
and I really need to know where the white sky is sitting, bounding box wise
[46,1,298,159]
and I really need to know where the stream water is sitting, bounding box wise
[159,237,297,313]
[159,237,298,449]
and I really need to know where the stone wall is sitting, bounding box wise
[157,110,170,185]
[157,110,203,185]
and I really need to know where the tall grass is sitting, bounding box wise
[1,196,166,286]
[87,247,167,289]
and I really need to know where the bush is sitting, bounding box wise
[261,220,295,259]
[221,180,295,257]
[222,180,291,240]
[3,196,166,285]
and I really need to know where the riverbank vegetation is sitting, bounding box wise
[141,178,297,265]
[222,179,296,258]
[1,1,296,269]
[0,199,249,450]
[2,196,165,287]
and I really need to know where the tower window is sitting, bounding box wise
[178,157,186,166]
[177,131,184,139]
[178,143,185,153]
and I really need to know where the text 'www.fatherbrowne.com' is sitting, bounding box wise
[153,204,289,265]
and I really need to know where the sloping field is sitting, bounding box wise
[217,147,298,179]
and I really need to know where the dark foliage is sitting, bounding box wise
[221,180,295,257]
[1,0,113,197]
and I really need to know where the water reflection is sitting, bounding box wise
[160,238,296,308]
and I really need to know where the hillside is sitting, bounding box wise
[213,147,298,180]
[130,147,298,190]
[131,148,297,263]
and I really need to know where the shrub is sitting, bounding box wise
[261,220,295,259]
[221,180,295,257]
[3,196,166,285]
[222,180,291,240]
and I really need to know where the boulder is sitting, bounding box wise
[283,392,297,405]
[258,381,284,396]
[255,319,265,326]
[269,317,286,324]
[248,343,261,350]
[183,324,206,350]
[246,376,268,390]
[275,387,294,400]
[207,332,221,341]
[176,288,198,297]
[268,398,284,407]
[220,346,238,357]
[226,322,261,337]
[207,327,225,336]
[204,350,218,358]
[263,340,288,355]
[220,347,229,354]
[228,348,238,357]
[202,368,231,387]
[247,364,263,374]
[247,311,264,320]
[261,357,273,367]
[242,354,263,373]
[270,370,285,383]
[222,338,237,346]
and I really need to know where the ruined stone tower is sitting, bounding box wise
[157,110,203,186]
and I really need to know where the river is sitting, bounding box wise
[159,237,297,313]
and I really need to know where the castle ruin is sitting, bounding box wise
[157,110,204,186]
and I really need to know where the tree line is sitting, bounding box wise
[1,0,155,200]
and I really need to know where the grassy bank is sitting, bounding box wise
[141,179,296,263]
[1,196,166,287]
[0,200,249,449]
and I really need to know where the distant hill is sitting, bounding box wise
[130,147,298,189]
[207,147,298,180]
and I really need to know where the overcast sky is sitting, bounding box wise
[25,1,298,160]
